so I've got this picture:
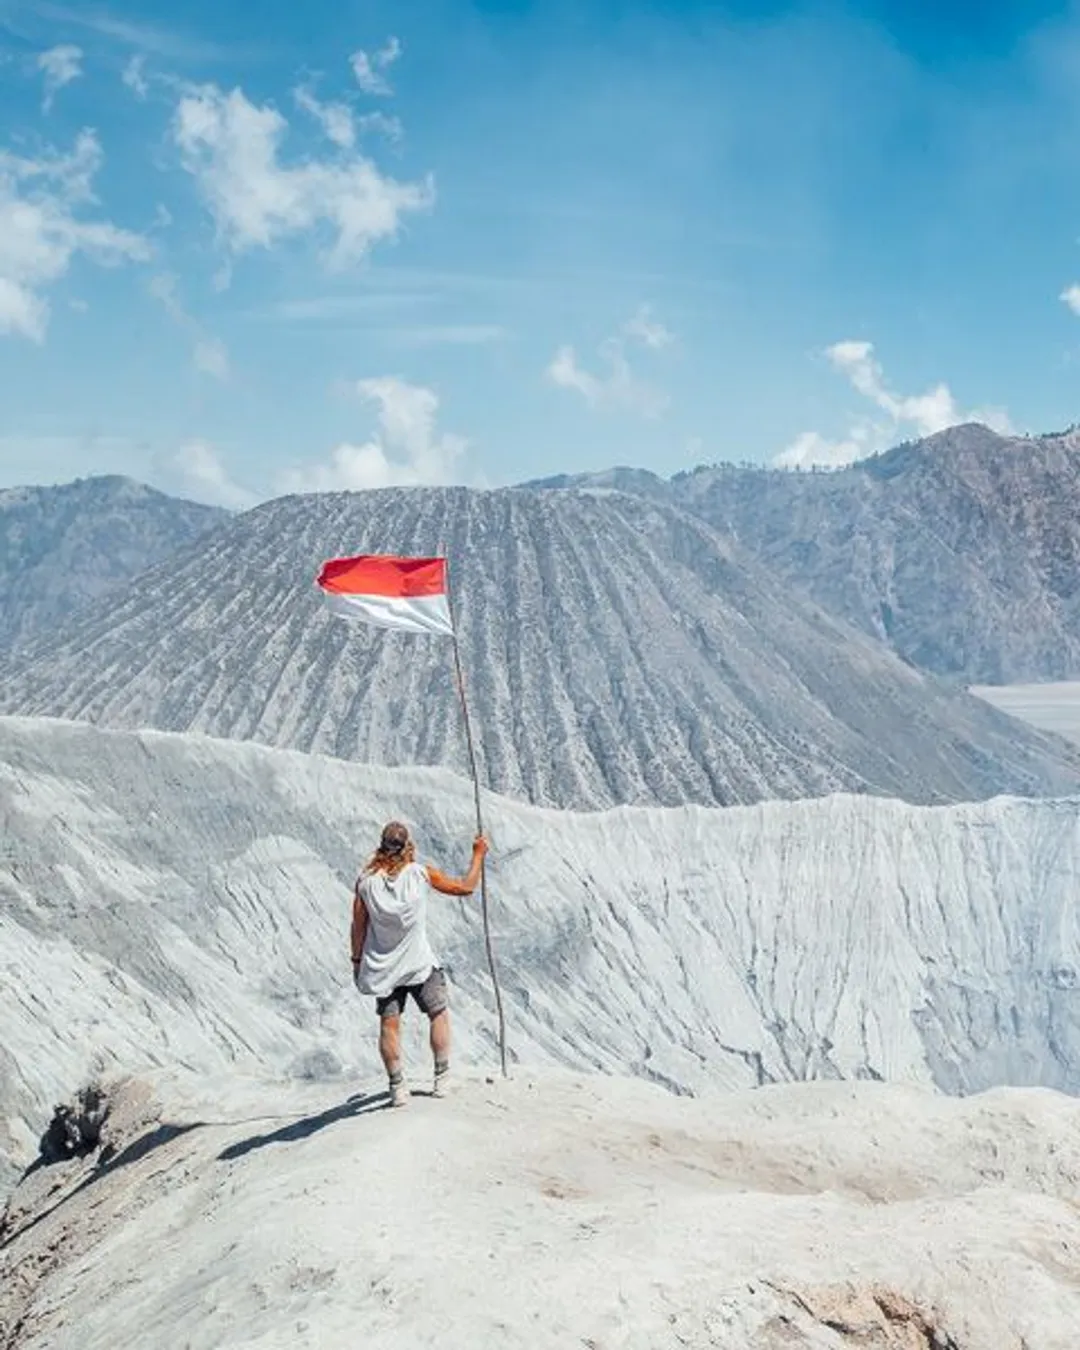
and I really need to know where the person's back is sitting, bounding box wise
[355,860,435,998]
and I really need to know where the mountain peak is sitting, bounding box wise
[862,423,1011,478]
[0,476,226,656]
[1,484,1076,808]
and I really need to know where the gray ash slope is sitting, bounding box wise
[0,476,225,655]
[0,485,1077,809]
[533,424,1080,685]
[6,715,1080,1212]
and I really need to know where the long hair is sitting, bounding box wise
[364,822,416,879]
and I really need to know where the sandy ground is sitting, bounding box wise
[3,1068,1080,1349]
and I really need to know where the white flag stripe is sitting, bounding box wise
[321,589,454,636]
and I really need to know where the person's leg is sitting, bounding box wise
[417,969,451,1095]
[379,1013,402,1077]
[376,992,409,1106]
[430,1009,450,1064]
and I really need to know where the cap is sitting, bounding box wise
[379,821,410,855]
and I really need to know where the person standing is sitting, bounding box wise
[352,821,488,1107]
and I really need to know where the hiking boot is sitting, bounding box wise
[389,1076,410,1108]
[432,1063,451,1099]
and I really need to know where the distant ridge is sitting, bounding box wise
[529,423,1080,684]
[0,483,1075,808]
[0,475,225,655]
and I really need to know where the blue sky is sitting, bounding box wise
[2,0,1080,503]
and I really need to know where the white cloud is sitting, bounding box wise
[548,345,603,403]
[265,291,431,322]
[547,307,673,417]
[278,377,466,492]
[622,304,674,350]
[357,111,404,143]
[825,341,962,436]
[775,424,881,470]
[29,5,224,61]
[293,85,356,150]
[122,55,149,100]
[193,335,229,380]
[776,340,1013,469]
[0,130,149,342]
[971,404,1014,435]
[173,84,433,270]
[172,440,253,508]
[350,37,402,97]
[38,44,83,112]
[389,323,508,347]
[0,278,47,340]
[290,83,404,149]
[147,272,230,380]
[1061,284,1080,316]
[146,270,182,315]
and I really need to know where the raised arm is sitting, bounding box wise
[426,835,489,897]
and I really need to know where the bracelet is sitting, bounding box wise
[350,956,362,964]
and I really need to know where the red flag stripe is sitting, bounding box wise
[316,554,447,599]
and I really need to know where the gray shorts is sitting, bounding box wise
[375,967,449,1020]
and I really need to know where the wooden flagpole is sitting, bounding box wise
[445,562,508,1078]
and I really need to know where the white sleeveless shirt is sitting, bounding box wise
[356,861,437,997]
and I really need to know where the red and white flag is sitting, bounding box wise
[315,553,454,637]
